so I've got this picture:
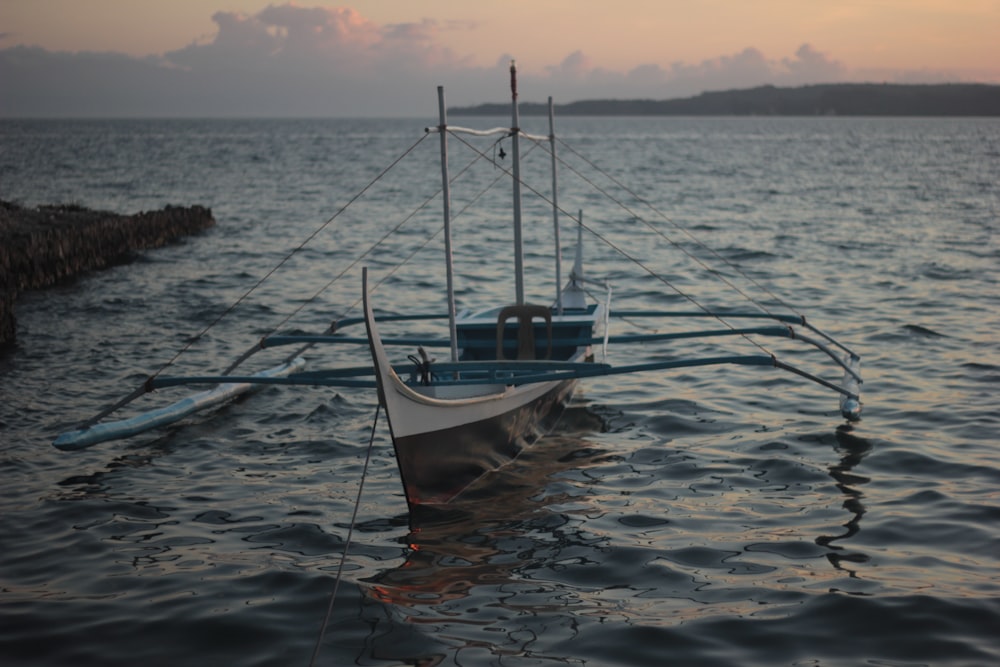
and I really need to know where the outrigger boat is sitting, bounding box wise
[54,63,862,512]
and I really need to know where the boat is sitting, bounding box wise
[53,62,862,513]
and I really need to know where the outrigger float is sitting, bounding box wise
[54,63,862,512]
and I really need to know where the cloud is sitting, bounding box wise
[516,44,846,102]
[167,7,380,71]
[547,51,594,79]
[0,3,983,117]
[781,44,846,84]
[657,45,845,97]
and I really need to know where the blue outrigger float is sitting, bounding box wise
[54,64,862,511]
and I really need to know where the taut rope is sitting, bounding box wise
[308,403,380,667]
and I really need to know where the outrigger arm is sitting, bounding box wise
[52,302,862,451]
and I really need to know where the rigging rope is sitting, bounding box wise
[450,130,778,357]
[269,130,537,372]
[221,133,435,374]
[265,129,523,371]
[198,133,433,377]
[84,123,826,428]
[332,135,522,314]
[85,135,432,427]
[308,403,380,667]
[224,161,445,374]
[554,136,803,318]
[319,155,515,332]
[555,155,859,358]
[83,128,521,426]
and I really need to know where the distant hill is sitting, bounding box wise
[449,83,1000,116]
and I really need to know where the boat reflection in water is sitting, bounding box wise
[360,407,608,613]
[361,521,511,610]
[353,419,877,664]
[361,421,878,614]
[818,425,873,575]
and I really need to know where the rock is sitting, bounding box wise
[0,200,215,347]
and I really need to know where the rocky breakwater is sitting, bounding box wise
[0,200,215,346]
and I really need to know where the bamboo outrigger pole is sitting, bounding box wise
[436,85,460,363]
[510,60,526,305]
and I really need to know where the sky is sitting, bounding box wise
[2,0,998,117]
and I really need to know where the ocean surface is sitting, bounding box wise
[1,114,998,667]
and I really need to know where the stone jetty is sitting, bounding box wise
[0,200,215,347]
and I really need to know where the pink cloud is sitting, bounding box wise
[166,5,467,77]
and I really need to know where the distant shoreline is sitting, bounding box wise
[449,83,1000,117]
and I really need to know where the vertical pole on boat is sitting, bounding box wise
[548,96,562,315]
[573,210,584,285]
[437,86,460,362]
[510,61,526,305]
[575,210,584,275]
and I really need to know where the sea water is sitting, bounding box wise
[1,115,998,666]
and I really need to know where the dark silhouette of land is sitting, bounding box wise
[450,83,1000,116]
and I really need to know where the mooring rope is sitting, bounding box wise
[308,403,380,667]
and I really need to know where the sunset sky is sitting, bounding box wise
[2,1,998,116]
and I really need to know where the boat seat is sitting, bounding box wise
[496,304,553,360]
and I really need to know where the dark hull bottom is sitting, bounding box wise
[392,380,577,508]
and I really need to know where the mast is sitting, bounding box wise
[510,61,526,305]
[548,96,562,314]
[437,86,460,362]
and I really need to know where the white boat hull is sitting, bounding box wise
[386,376,577,505]
[363,274,587,506]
